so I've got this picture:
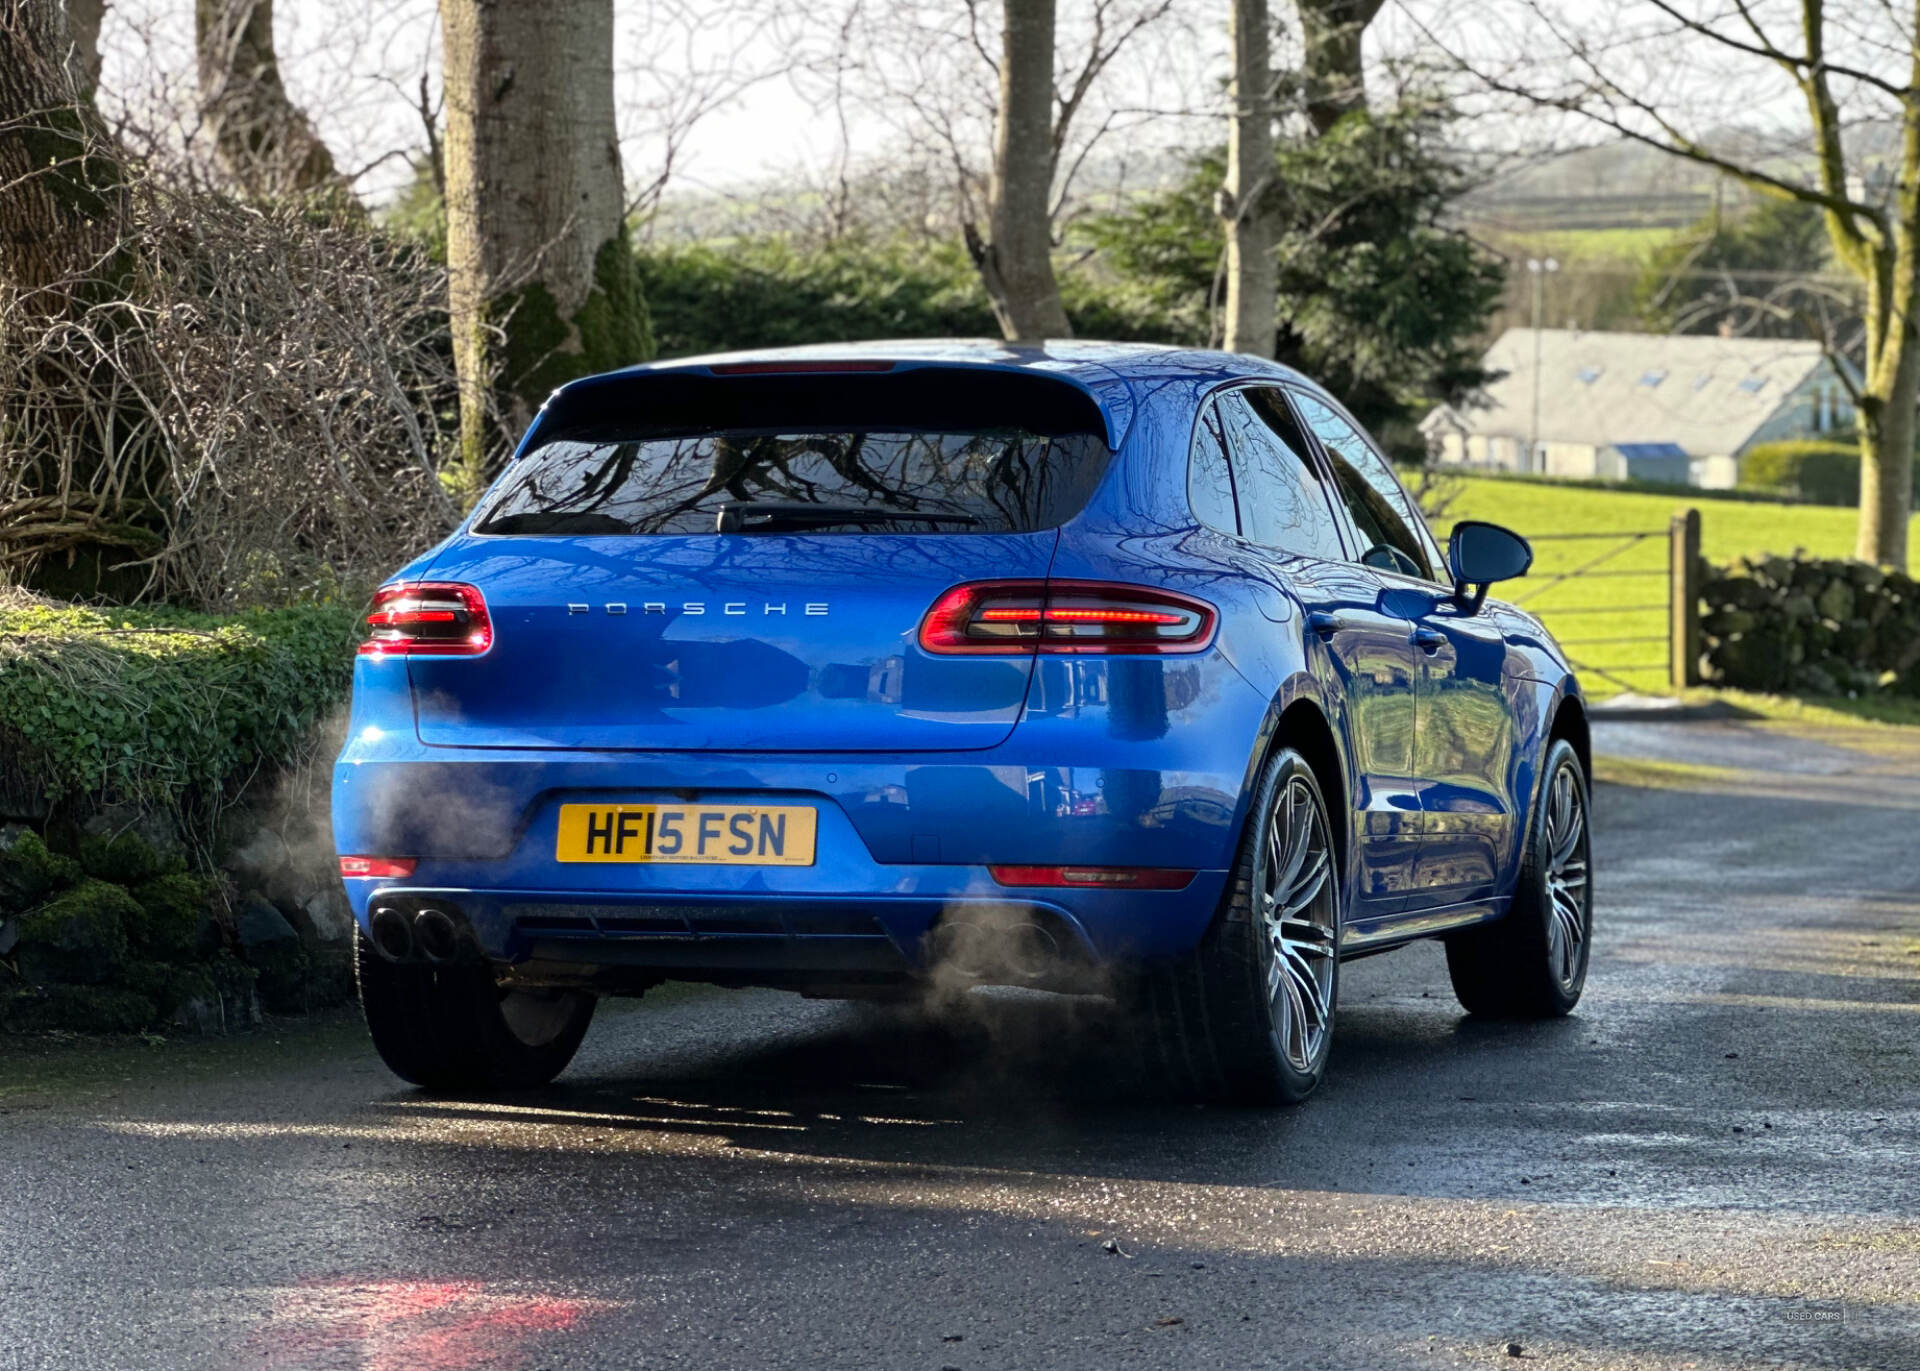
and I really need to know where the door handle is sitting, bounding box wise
[1410,626,1446,653]
[1306,611,1355,638]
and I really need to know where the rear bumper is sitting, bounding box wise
[342,872,1230,984]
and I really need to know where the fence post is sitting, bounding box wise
[1669,507,1702,690]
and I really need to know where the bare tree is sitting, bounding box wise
[439,0,653,490]
[1424,0,1919,570]
[1297,0,1382,135]
[618,0,810,230]
[1220,0,1277,356]
[812,0,1181,340]
[194,0,348,198]
[971,0,1073,340]
[2,2,457,603]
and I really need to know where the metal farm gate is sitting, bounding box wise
[1504,509,1701,696]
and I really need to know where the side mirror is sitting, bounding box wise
[1448,520,1533,612]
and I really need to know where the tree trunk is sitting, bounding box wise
[976,0,1072,343]
[0,0,124,302]
[67,0,102,92]
[1221,0,1276,357]
[1296,0,1381,136]
[439,0,652,491]
[194,0,348,199]
[1856,279,1918,569]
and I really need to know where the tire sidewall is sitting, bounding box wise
[1227,747,1341,1098]
[1528,737,1592,1013]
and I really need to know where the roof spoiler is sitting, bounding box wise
[518,360,1132,456]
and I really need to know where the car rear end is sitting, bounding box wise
[332,354,1270,997]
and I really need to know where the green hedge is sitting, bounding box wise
[1738,439,1916,507]
[634,235,1185,361]
[0,596,360,823]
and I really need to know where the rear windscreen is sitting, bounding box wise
[470,366,1118,536]
[472,427,1112,535]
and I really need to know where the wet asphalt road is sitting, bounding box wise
[4,719,1920,1371]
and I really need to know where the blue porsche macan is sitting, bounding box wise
[332,341,1593,1103]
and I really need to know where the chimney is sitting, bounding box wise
[1717,319,1736,339]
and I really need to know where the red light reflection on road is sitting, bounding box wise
[253,1278,601,1370]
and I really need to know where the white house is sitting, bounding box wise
[1421,329,1860,489]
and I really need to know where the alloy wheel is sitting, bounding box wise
[1256,776,1339,1073]
[1543,761,1590,991]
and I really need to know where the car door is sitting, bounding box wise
[1206,387,1423,920]
[1289,391,1521,908]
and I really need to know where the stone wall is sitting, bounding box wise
[1700,555,1920,696]
[0,753,353,1036]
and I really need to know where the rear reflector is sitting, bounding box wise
[989,865,1195,890]
[920,580,1216,655]
[358,582,492,657]
[338,856,418,878]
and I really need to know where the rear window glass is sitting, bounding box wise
[472,427,1111,535]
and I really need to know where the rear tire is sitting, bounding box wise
[355,932,596,1090]
[1445,737,1592,1018]
[1141,747,1341,1105]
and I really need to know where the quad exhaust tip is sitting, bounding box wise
[369,906,414,961]
[368,904,468,963]
[930,917,1060,984]
[413,907,460,962]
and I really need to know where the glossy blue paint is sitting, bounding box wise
[333,341,1580,986]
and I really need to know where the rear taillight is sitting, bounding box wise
[338,856,417,878]
[358,582,492,657]
[989,865,1195,890]
[919,580,1216,655]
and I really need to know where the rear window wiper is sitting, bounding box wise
[715,501,982,533]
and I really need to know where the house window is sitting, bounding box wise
[1575,365,1603,384]
[1638,369,1668,388]
[1737,376,1768,394]
[1692,373,1712,391]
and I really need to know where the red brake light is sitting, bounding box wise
[990,865,1195,890]
[919,580,1216,655]
[338,856,417,878]
[359,582,492,657]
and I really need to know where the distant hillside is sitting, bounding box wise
[1460,124,1900,235]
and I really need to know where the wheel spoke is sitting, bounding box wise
[1280,916,1335,956]
[1280,845,1330,916]
[1284,971,1311,1064]
[1552,887,1585,939]
[1266,818,1288,897]
[1269,784,1309,903]
[1551,808,1583,868]
[1283,946,1329,1028]
[1271,946,1294,1059]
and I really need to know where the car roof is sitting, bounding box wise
[549,340,1319,451]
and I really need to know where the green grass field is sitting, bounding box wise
[1441,475,1920,696]
[1490,226,1682,265]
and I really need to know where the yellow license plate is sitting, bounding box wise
[555,803,817,865]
